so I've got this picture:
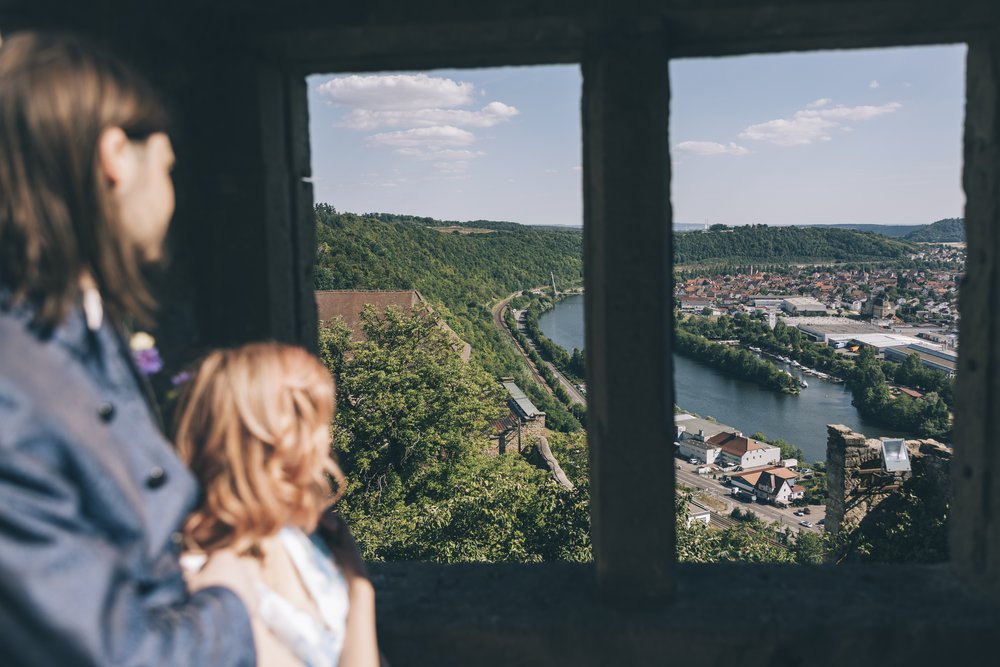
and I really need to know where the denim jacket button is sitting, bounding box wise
[97,402,115,422]
[146,466,167,489]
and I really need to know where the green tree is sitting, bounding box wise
[334,304,506,490]
[324,307,592,563]
[792,531,826,564]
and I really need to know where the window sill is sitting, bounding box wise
[371,561,999,665]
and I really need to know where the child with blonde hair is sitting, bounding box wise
[176,342,378,667]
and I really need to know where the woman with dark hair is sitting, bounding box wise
[0,32,258,666]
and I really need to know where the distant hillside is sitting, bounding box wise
[821,223,923,238]
[361,211,524,232]
[314,204,582,377]
[673,224,916,266]
[904,218,965,243]
[808,219,965,243]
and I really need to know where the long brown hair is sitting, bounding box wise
[174,342,346,555]
[0,31,170,329]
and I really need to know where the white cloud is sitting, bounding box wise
[806,98,832,109]
[369,127,484,175]
[672,141,751,156]
[816,102,901,121]
[358,177,409,188]
[320,73,521,175]
[869,79,880,89]
[739,101,902,146]
[317,73,474,110]
[395,147,485,161]
[432,160,472,174]
[340,101,519,130]
[368,125,476,150]
[571,165,582,172]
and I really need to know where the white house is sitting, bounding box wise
[730,467,806,506]
[677,429,723,464]
[753,469,805,506]
[685,507,712,527]
[709,431,781,469]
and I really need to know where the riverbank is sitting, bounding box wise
[538,294,914,462]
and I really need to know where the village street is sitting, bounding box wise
[675,459,825,534]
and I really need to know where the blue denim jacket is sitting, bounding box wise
[0,296,255,667]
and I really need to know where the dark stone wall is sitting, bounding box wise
[2,1,999,662]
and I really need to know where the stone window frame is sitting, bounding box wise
[258,8,1000,661]
[1,1,995,662]
[42,2,986,662]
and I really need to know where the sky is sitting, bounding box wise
[307,44,966,227]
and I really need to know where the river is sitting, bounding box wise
[537,293,911,463]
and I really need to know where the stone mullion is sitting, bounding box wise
[953,36,1000,603]
[582,26,675,600]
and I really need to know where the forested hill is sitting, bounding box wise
[361,211,523,232]
[822,223,923,238]
[904,218,965,243]
[314,204,582,305]
[314,204,582,377]
[807,218,965,243]
[673,224,916,266]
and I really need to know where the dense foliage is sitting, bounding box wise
[314,204,583,378]
[833,470,949,563]
[674,224,916,266]
[320,307,592,562]
[675,491,823,564]
[674,319,802,395]
[808,219,964,243]
[749,431,805,465]
[522,296,585,381]
[819,223,924,238]
[904,218,965,243]
[850,347,951,439]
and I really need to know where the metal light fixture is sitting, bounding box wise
[881,438,911,473]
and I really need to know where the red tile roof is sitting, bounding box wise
[315,290,421,334]
[315,290,472,361]
[731,470,764,486]
[707,431,772,457]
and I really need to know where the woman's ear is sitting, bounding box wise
[98,126,135,187]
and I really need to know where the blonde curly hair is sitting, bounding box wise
[174,342,345,555]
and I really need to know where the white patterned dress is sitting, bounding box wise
[255,527,351,667]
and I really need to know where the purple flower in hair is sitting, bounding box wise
[171,370,193,387]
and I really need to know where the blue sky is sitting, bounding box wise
[307,44,966,227]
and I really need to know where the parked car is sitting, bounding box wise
[794,510,805,517]
[802,507,812,514]
[799,520,813,528]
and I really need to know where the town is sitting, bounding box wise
[676,244,964,331]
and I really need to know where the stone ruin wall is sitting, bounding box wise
[522,414,547,441]
[826,424,952,535]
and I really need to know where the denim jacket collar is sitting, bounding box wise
[0,286,98,361]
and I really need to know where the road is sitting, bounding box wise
[675,459,826,535]
[513,311,586,405]
[492,291,552,395]
[492,291,586,405]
